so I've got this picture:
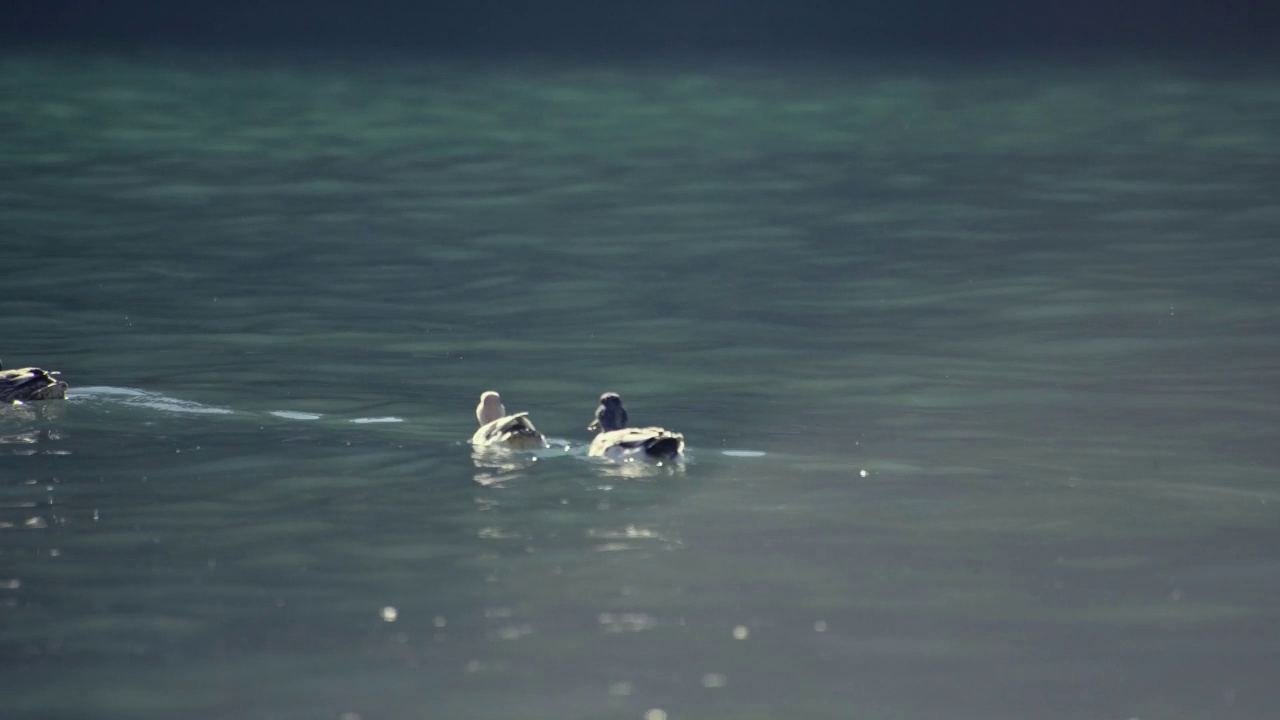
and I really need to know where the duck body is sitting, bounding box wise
[471,411,547,449]
[471,391,547,449]
[589,426,685,461]
[587,392,684,461]
[0,362,68,404]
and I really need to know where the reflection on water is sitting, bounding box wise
[2,403,68,450]
[470,442,574,486]
[591,457,687,481]
[2,49,1279,719]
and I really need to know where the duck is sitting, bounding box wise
[0,360,69,404]
[470,390,547,449]
[587,392,684,461]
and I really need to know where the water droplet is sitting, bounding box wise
[609,681,633,696]
[701,673,727,688]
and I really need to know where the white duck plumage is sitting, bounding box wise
[470,391,547,449]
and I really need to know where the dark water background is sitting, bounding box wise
[2,45,1279,720]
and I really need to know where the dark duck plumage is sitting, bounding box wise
[587,392,684,461]
[0,360,68,404]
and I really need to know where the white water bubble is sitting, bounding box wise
[269,410,323,420]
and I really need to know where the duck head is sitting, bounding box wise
[588,392,629,432]
[476,391,506,425]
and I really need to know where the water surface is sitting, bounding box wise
[2,50,1279,719]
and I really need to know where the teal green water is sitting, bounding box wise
[3,50,1279,719]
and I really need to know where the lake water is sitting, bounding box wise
[2,49,1279,720]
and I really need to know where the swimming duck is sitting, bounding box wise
[0,360,68,404]
[470,390,547,449]
[587,392,685,461]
